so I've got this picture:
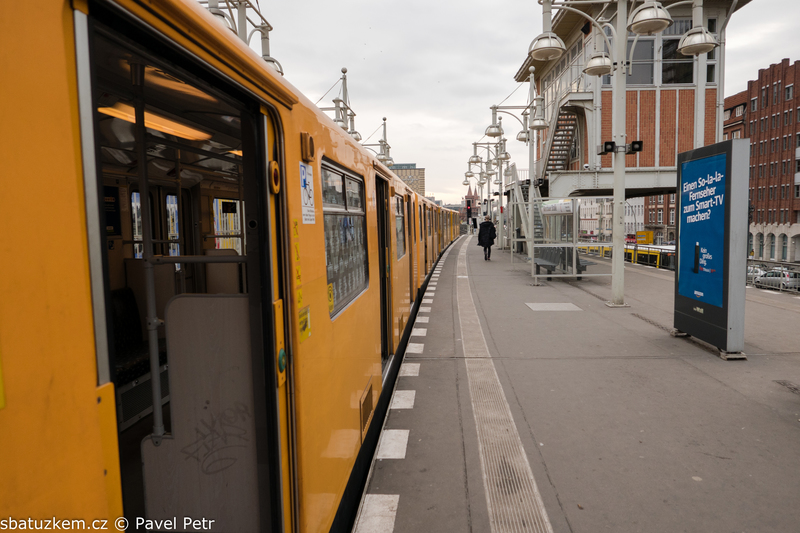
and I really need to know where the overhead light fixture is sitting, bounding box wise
[497,151,511,161]
[583,52,613,77]
[677,26,719,56]
[528,32,566,62]
[465,170,475,178]
[627,1,672,36]
[462,178,470,186]
[98,102,212,141]
[485,106,504,138]
[516,129,529,142]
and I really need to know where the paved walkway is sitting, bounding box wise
[354,235,800,533]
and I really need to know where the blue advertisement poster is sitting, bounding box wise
[678,153,726,307]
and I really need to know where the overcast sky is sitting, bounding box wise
[255,0,800,204]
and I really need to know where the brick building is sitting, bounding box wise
[723,59,800,262]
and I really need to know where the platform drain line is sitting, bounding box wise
[457,236,553,533]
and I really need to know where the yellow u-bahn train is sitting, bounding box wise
[0,1,459,532]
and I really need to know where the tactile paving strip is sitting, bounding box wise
[457,236,553,533]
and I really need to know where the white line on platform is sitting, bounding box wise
[411,328,427,337]
[422,299,433,304]
[415,316,429,323]
[525,302,582,312]
[398,363,419,376]
[760,290,780,295]
[456,235,554,533]
[390,390,416,409]
[353,494,399,533]
[377,429,409,459]
[419,307,431,312]
[406,343,424,354]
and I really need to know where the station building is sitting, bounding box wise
[724,58,800,262]
[514,0,749,246]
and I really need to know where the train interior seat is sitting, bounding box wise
[204,248,242,294]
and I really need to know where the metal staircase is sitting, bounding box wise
[508,165,545,253]
[545,112,578,174]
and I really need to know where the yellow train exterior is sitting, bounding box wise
[0,1,458,532]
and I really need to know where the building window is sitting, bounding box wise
[758,188,763,200]
[796,185,800,198]
[724,109,731,121]
[662,19,694,84]
[657,209,663,224]
[762,87,767,108]
[658,195,663,204]
[774,83,780,103]
[783,137,788,151]
[736,105,743,117]
[751,98,757,112]
[649,210,654,223]
[771,140,775,153]
[785,111,790,126]
[786,85,794,101]
[782,235,788,261]
[732,130,741,139]
[670,194,675,204]
[772,115,777,129]
[669,208,675,225]
[322,163,368,317]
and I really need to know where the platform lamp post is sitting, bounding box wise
[530,0,716,306]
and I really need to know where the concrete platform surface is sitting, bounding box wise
[354,236,800,533]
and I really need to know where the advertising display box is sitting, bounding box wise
[674,139,748,354]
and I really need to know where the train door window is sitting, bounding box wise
[427,207,431,236]
[395,195,406,259]
[322,162,368,316]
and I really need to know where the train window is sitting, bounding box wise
[131,191,143,259]
[166,195,180,270]
[395,195,406,259]
[213,198,244,254]
[322,167,346,206]
[322,162,368,316]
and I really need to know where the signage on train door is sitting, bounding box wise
[299,162,315,224]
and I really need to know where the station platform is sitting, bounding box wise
[353,235,800,533]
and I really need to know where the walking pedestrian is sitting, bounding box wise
[477,216,496,261]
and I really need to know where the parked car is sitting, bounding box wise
[753,270,800,290]
[746,265,767,283]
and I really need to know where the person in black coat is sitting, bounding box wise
[477,216,497,260]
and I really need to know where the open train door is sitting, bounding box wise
[375,176,392,369]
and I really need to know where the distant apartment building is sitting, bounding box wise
[644,193,677,243]
[392,164,425,196]
[723,58,800,262]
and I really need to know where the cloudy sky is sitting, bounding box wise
[254,0,800,204]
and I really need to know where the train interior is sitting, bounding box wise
[89,17,281,530]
